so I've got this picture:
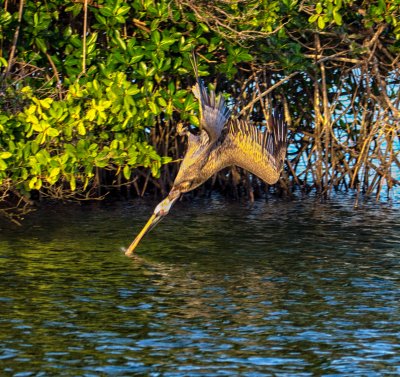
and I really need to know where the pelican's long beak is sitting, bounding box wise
[124,213,161,256]
[125,194,179,256]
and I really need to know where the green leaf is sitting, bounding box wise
[123,165,131,180]
[317,16,326,29]
[150,19,159,31]
[29,176,38,189]
[0,152,12,159]
[126,87,140,96]
[31,141,39,155]
[63,26,73,38]
[130,54,144,64]
[70,175,76,191]
[157,97,167,107]
[36,150,50,165]
[335,0,342,8]
[77,122,86,136]
[151,163,159,177]
[35,178,43,190]
[237,52,252,62]
[66,3,82,17]
[87,109,96,122]
[116,5,130,17]
[35,38,47,53]
[152,30,161,44]
[32,121,44,132]
[378,0,386,12]
[87,32,98,46]
[115,35,127,50]
[160,37,176,49]
[161,156,172,164]
[94,13,107,25]
[99,6,113,17]
[0,56,8,68]
[309,14,319,23]
[199,23,209,32]
[148,101,159,114]
[49,167,60,178]
[47,128,59,137]
[333,9,342,25]
[189,115,199,126]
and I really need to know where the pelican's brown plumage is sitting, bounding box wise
[125,56,287,256]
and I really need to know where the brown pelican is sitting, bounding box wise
[125,58,287,256]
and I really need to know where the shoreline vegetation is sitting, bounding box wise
[1,0,399,223]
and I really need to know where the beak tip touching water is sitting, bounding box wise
[125,213,160,257]
[125,194,180,257]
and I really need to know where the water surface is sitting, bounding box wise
[1,196,399,376]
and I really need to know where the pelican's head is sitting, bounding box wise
[125,190,180,256]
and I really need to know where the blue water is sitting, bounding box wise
[0,195,399,376]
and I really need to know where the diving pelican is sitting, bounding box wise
[125,58,287,256]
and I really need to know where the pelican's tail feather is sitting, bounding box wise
[191,52,231,143]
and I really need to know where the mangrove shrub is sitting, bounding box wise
[0,0,399,221]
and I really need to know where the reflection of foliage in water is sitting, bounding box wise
[1,199,400,375]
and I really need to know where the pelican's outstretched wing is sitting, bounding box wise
[226,106,287,184]
[191,54,231,144]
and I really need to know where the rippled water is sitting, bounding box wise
[1,196,399,376]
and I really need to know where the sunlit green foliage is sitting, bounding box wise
[0,74,171,194]
[307,0,400,35]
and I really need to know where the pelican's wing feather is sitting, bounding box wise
[226,107,287,184]
[191,54,231,143]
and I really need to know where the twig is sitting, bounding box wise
[239,72,298,115]
[82,0,88,74]
[4,0,24,78]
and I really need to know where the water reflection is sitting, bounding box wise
[0,196,399,375]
